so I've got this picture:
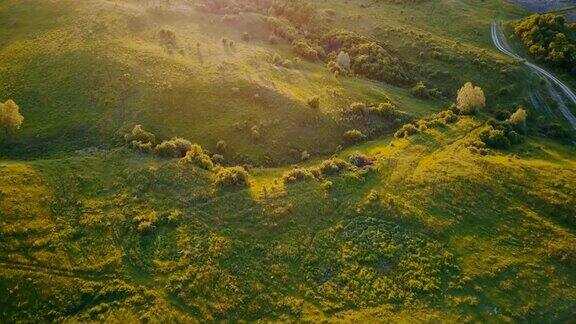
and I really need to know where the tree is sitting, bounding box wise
[0,99,24,137]
[508,107,528,133]
[456,82,485,114]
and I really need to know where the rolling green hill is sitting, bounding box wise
[1,0,575,322]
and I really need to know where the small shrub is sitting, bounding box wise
[508,107,527,133]
[155,137,193,158]
[479,127,510,149]
[343,129,366,143]
[179,144,214,170]
[283,168,315,184]
[216,140,227,152]
[410,81,429,99]
[213,166,249,188]
[292,41,320,61]
[348,102,368,116]
[394,123,418,138]
[212,154,225,164]
[125,124,156,145]
[316,158,351,176]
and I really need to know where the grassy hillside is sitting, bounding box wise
[1,117,575,322]
[1,0,576,322]
[0,0,543,163]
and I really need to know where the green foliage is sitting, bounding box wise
[292,41,322,61]
[213,166,249,188]
[514,14,576,73]
[154,137,193,158]
[283,167,315,184]
[348,152,375,167]
[410,81,442,99]
[179,144,214,171]
[343,129,367,143]
[125,125,156,152]
[394,123,418,138]
[0,99,24,137]
[315,158,352,177]
[323,30,409,85]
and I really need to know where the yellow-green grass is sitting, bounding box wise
[1,117,575,322]
[0,0,542,164]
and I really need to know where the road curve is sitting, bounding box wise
[491,22,576,129]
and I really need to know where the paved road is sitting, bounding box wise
[490,22,576,129]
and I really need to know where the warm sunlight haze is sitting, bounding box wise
[0,0,575,322]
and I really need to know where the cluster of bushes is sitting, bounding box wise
[270,53,293,68]
[342,101,410,121]
[124,125,249,188]
[514,14,576,74]
[394,109,459,138]
[322,30,410,86]
[343,129,367,143]
[282,157,357,184]
[468,108,527,154]
[292,40,324,61]
[326,51,351,76]
[410,81,442,99]
[213,166,249,188]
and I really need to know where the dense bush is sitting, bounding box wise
[316,158,352,176]
[0,99,24,136]
[479,127,510,149]
[323,30,409,85]
[348,152,375,167]
[216,140,227,152]
[155,137,193,158]
[514,14,576,74]
[347,102,369,116]
[410,81,442,99]
[343,129,367,143]
[213,166,249,188]
[394,123,418,138]
[283,168,315,184]
[508,107,527,133]
[179,144,214,170]
[293,41,322,61]
[125,125,155,145]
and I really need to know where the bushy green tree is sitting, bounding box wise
[0,99,24,137]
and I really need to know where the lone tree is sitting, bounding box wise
[0,99,24,137]
[456,82,485,114]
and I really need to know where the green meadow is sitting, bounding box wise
[0,0,575,322]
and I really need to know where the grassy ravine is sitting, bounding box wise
[1,0,576,322]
